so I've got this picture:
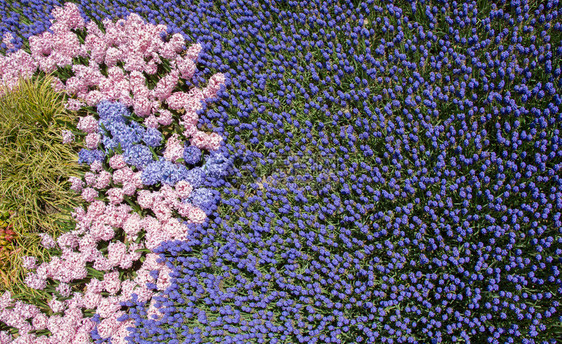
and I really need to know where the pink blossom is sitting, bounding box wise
[152,70,179,101]
[48,297,66,314]
[31,313,48,331]
[175,180,193,199]
[122,181,137,196]
[94,170,112,189]
[82,291,102,309]
[112,166,134,185]
[38,233,57,249]
[81,187,98,202]
[23,272,48,290]
[97,297,121,320]
[90,159,103,172]
[136,189,154,209]
[107,241,127,267]
[103,271,122,296]
[97,316,119,339]
[107,187,124,205]
[90,221,114,241]
[85,132,101,149]
[144,114,159,128]
[188,206,207,224]
[157,109,174,125]
[119,254,136,270]
[1,32,15,51]
[163,133,184,162]
[56,232,79,250]
[84,172,96,186]
[50,3,86,31]
[21,256,37,270]
[68,176,84,193]
[76,115,98,134]
[56,282,71,298]
[185,42,202,61]
[61,130,75,144]
[109,154,127,170]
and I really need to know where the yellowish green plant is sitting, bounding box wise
[0,73,86,297]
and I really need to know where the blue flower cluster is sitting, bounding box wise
[2,0,562,343]
[77,148,104,165]
[95,100,158,169]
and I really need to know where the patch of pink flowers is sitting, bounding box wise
[0,2,227,344]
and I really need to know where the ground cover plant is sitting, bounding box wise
[0,73,87,295]
[0,0,561,343]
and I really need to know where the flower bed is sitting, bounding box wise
[0,0,561,343]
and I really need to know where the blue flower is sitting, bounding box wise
[143,127,163,147]
[124,144,154,169]
[183,145,202,165]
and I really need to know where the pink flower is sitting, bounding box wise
[24,273,47,290]
[84,172,96,186]
[76,115,98,134]
[68,176,84,193]
[50,2,85,31]
[38,233,57,249]
[56,233,79,250]
[176,55,196,80]
[188,206,207,224]
[93,256,113,271]
[143,114,159,129]
[97,296,121,319]
[55,282,71,298]
[103,271,122,296]
[109,154,127,169]
[97,317,119,339]
[90,221,114,241]
[175,180,193,199]
[48,296,66,314]
[82,291,102,309]
[107,187,124,205]
[61,130,74,144]
[64,98,86,111]
[163,133,184,162]
[153,70,178,102]
[104,46,123,67]
[31,313,48,331]
[185,43,202,61]
[90,160,103,172]
[1,32,15,51]
[107,241,127,268]
[136,189,154,209]
[157,109,174,126]
[112,166,134,185]
[94,170,112,189]
[81,187,98,202]
[85,132,101,149]
[21,256,37,270]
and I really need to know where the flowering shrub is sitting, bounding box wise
[0,0,562,344]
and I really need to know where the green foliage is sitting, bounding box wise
[0,73,86,295]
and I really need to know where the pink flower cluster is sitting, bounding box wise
[3,155,205,342]
[1,2,226,151]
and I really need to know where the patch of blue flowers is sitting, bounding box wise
[2,0,562,343]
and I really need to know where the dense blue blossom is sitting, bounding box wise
[190,187,219,214]
[124,144,154,169]
[142,127,163,147]
[78,148,105,165]
[183,145,202,165]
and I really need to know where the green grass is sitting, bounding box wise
[0,73,87,299]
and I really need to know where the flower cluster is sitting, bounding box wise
[1,0,561,344]
[0,3,229,343]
